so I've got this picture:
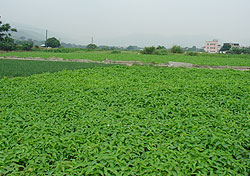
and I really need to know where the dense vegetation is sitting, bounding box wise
[141,46,168,55]
[0,20,17,51]
[170,45,184,54]
[0,59,113,78]
[220,43,250,54]
[228,47,250,55]
[45,37,61,48]
[1,51,250,66]
[1,66,250,175]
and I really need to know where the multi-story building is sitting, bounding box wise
[205,40,219,53]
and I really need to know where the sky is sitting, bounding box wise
[1,0,250,47]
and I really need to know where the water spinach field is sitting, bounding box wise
[1,64,250,175]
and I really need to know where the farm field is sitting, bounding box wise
[1,51,250,66]
[0,59,113,78]
[1,65,250,175]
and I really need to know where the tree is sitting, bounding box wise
[45,37,61,48]
[86,43,97,50]
[141,46,156,54]
[220,43,231,52]
[189,46,197,52]
[22,41,33,51]
[0,20,17,51]
[170,45,184,54]
[127,45,141,51]
[156,45,166,50]
[153,49,168,55]
[228,47,250,55]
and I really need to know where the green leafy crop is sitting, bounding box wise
[0,59,113,78]
[0,66,250,175]
[1,51,250,66]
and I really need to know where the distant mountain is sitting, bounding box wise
[61,42,86,48]
[10,22,45,41]
[98,33,216,48]
[10,22,81,45]
[7,22,86,48]
[13,29,45,42]
[8,22,223,48]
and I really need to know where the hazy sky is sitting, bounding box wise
[1,0,250,47]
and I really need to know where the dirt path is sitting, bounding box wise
[1,56,250,71]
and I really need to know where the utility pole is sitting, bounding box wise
[46,30,48,41]
[91,36,94,44]
[45,30,48,47]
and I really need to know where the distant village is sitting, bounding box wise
[205,40,240,53]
